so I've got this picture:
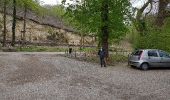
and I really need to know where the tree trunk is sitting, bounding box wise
[23,5,27,46]
[11,0,16,47]
[2,0,7,47]
[135,0,151,36]
[155,0,169,27]
[101,0,109,57]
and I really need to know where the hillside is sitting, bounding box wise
[0,8,94,46]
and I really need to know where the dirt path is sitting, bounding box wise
[0,53,170,100]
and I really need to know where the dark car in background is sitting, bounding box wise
[128,49,170,70]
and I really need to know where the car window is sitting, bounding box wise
[132,50,143,56]
[148,51,158,57]
[159,51,170,58]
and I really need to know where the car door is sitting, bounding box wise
[147,50,161,67]
[158,50,170,67]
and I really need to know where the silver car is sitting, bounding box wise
[128,49,170,70]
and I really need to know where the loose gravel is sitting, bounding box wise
[0,52,170,100]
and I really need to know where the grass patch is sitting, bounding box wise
[109,54,128,63]
[16,46,67,52]
[73,53,128,66]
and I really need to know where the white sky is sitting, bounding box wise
[40,0,61,5]
[40,0,146,8]
[131,0,148,8]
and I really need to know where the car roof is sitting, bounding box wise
[135,49,160,51]
[133,49,170,54]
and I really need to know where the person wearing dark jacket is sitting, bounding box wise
[98,48,106,67]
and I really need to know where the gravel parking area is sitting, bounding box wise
[0,52,170,100]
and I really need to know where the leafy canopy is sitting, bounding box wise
[63,0,131,41]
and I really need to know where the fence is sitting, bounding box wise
[65,48,131,59]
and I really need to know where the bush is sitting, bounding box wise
[131,18,170,52]
[109,54,128,63]
[132,30,170,52]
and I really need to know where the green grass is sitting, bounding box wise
[109,54,128,63]
[16,46,67,52]
[75,53,128,66]
[16,46,98,52]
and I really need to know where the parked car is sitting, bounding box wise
[128,49,170,70]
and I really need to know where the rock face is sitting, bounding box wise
[0,12,94,46]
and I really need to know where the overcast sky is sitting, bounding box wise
[40,0,61,5]
[40,0,146,8]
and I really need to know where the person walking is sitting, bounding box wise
[98,48,106,67]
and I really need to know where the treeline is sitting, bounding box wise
[1,0,170,54]
[62,0,131,57]
[0,0,67,47]
[0,0,43,47]
[129,0,170,52]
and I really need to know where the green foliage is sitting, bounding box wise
[62,0,131,43]
[48,5,65,17]
[79,53,128,65]
[110,54,128,63]
[0,0,43,15]
[17,0,43,15]
[132,18,170,52]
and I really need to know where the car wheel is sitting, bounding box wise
[141,63,149,71]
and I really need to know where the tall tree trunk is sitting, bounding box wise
[135,0,151,36]
[155,0,169,27]
[11,0,16,46]
[23,5,27,45]
[2,0,7,47]
[101,0,109,57]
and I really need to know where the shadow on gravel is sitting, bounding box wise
[149,67,170,70]
[129,65,170,71]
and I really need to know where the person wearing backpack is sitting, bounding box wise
[98,48,106,67]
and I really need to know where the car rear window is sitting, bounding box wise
[132,50,143,56]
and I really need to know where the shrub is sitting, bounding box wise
[109,54,128,63]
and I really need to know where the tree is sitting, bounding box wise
[155,0,170,27]
[20,0,41,45]
[23,3,27,45]
[11,0,16,46]
[131,0,170,34]
[63,0,130,57]
[2,0,8,47]
[2,0,7,47]
[130,0,170,51]
[131,0,153,36]
[0,0,46,46]
[101,0,109,56]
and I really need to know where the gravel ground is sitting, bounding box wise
[0,52,170,100]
